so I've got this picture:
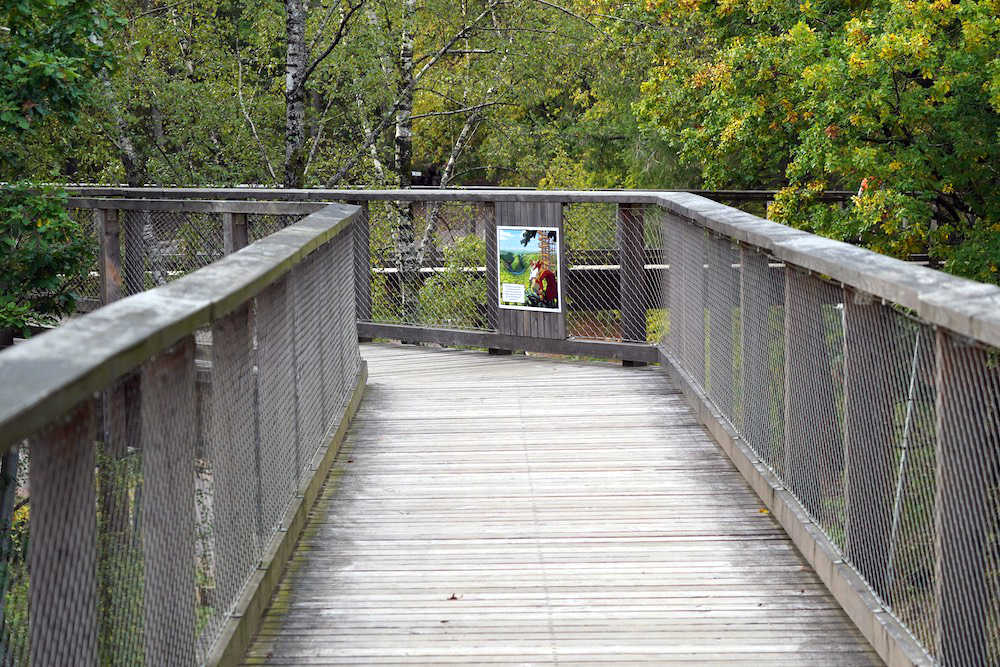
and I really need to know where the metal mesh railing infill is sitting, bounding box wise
[657,210,1000,666]
[68,202,312,314]
[357,197,666,344]
[0,202,361,665]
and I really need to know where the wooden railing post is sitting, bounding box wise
[95,208,123,305]
[617,203,647,362]
[29,401,97,665]
[935,330,991,667]
[223,212,249,254]
[141,337,197,665]
[842,290,895,600]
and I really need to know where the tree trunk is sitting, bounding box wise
[284,0,309,188]
[415,112,480,266]
[394,0,419,323]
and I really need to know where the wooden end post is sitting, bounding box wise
[96,208,123,305]
[223,212,249,254]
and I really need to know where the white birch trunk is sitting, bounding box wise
[284,0,309,188]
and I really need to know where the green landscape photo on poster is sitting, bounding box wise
[497,226,561,312]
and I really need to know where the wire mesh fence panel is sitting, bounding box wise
[363,200,492,331]
[95,372,146,666]
[258,275,301,543]
[0,439,30,666]
[197,308,259,658]
[705,232,741,424]
[678,218,707,386]
[933,330,1000,667]
[658,211,1000,664]
[66,208,102,310]
[842,298,939,653]
[783,268,845,542]
[644,206,669,346]
[248,214,302,243]
[293,250,329,479]
[121,211,224,295]
[0,203,362,666]
[562,202,665,344]
[738,247,786,473]
[563,202,620,341]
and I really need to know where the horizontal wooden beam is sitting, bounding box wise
[67,197,326,216]
[63,185,853,203]
[356,322,659,363]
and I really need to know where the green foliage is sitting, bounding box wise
[0,0,117,334]
[0,0,119,137]
[0,502,30,660]
[417,234,486,329]
[629,0,1000,282]
[0,186,94,334]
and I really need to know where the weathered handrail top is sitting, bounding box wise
[67,187,1000,350]
[63,185,854,202]
[66,196,327,215]
[0,202,359,451]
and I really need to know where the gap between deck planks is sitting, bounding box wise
[243,342,881,666]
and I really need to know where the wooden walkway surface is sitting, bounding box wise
[244,343,880,665]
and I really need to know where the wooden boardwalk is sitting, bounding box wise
[244,343,881,665]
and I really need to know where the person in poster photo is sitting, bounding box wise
[527,258,557,308]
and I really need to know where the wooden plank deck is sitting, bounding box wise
[244,343,881,665]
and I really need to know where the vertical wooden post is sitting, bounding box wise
[935,330,991,667]
[29,401,97,666]
[223,212,249,254]
[210,304,258,610]
[96,208,123,305]
[141,337,197,665]
[618,203,647,364]
[350,202,373,342]
[485,202,509,354]
[842,290,895,600]
[740,248,782,464]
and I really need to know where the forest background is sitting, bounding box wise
[2,0,999,328]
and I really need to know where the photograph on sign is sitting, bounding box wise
[497,226,561,312]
